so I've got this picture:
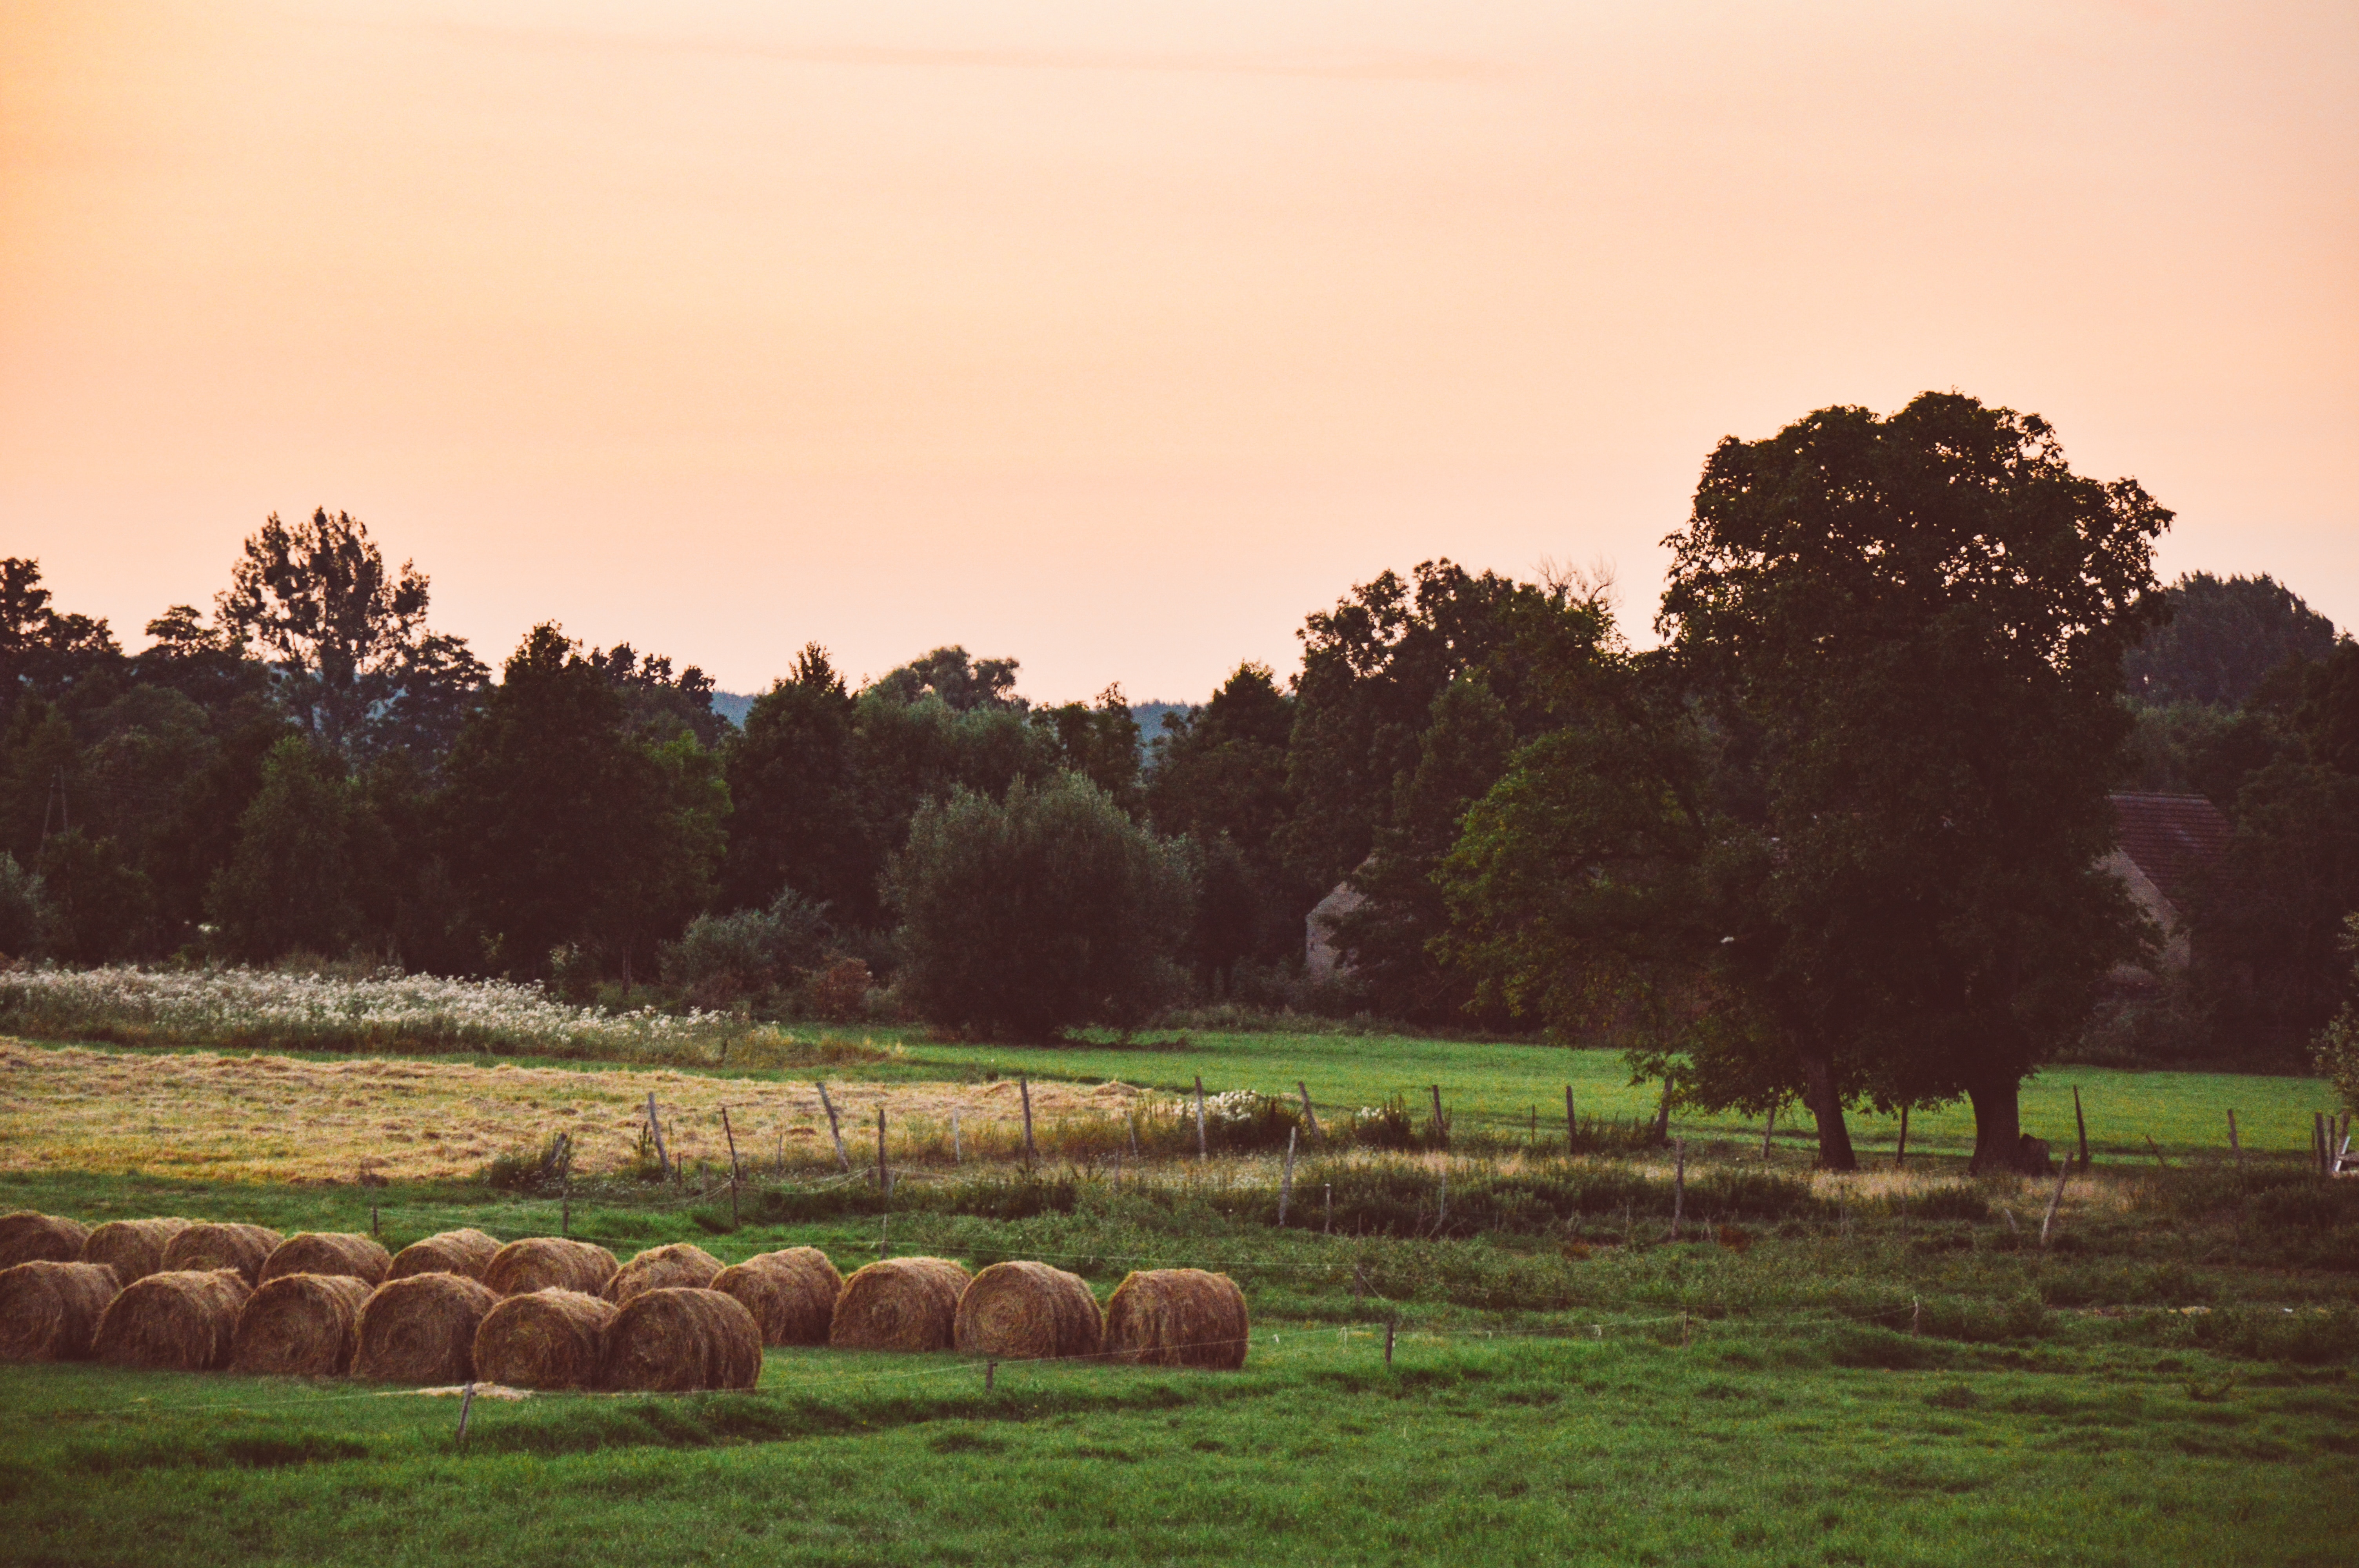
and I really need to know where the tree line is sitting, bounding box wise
[5,392,2354,1166]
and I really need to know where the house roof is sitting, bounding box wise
[2108,792,2232,913]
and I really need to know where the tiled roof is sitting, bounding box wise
[2108,792,2232,913]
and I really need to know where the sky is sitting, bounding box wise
[4,1,2354,704]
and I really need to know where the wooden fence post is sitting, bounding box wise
[559,1134,572,1237]
[1278,1127,1296,1225]
[2073,1086,2090,1169]
[1194,1076,1208,1162]
[1895,1107,1909,1169]
[455,1381,476,1450]
[816,1083,849,1172]
[1298,1082,1323,1144]
[2146,1134,2168,1169]
[645,1092,672,1182]
[952,1111,962,1166]
[2227,1109,2241,1168]
[1324,1183,1333,1234]
[1671,1138,1686,1237]
[1761,1105,1777,1160]
[1384,1318,1396,1367]
[876,1105,889,1195]
[1429,1085,1449,1149]
[1020,1077,1037,1170]
[721,1109,742,1227]
[1565,1085,1578,1156]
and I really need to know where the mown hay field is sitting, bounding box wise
[0,1040,1141,1183]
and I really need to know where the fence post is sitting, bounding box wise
[1278,1127,1296,1225]
[1298,1082,1323,1144]
[1429,1085,1449,1149]
[952,1111,962,1166]
[721,1109,742,1227]
[1194,1076,1208,1162]
[1761,1105,1776,1160]
[1671,1137,1686,1237]
[2039,1163,2070,1247]
[1020,1078,1037,1171]
[876,1105,889,1195]
[1894,1107,1908,1169]
[2074,1086,2091,1169]
[1324,1183,1333,1234]
[455,1381,476,1450]
[1384,1318,1396,1367]
[560,1131,572,1237]
[2227,1109,2241,1168]
[1565,1085,1578,1156]
[816,1083,850,1172]
[645,1092,671,1180]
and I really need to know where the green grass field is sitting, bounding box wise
[4,1021,2354,1567]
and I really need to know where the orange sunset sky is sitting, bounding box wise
[5,1,2354,702]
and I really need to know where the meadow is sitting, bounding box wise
[2,1002,2354,1567]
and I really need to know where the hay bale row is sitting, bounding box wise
[603,1287,762,1391]
[94,1269,252,1372]
[0,1261,122,1362]
[231,1272,374,1377]
[0,1211,89,1269]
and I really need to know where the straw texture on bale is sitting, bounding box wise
[261,1232,393,1288]
[603,1243,725,1306]
[162,1222,283,1286]
[80,1218,190,1284]
[473,1289,616,1390]
[231,1272,373,1377]
[828,1257,971,1353]
[352,1272,498,1384]
[483,1236,618,1298]
[0,1211,90,1269]
[711,1248,842,1346]
[93,1269,252,1372]
[954,1261,1103,1361]
[389,1229,502,1282]
[1102,1269,1249,1370]
[602,1287,762,1392]
[0,1261,121,1362]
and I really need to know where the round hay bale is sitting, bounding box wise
[954,1261,1103,1362]
[603,1243,725,1306]
[93,1269,252,1372]
[473,1289,616,1390]
[483,1236,618,1297]
[827,1257,971,1353]
[711,1248,842,1347]
[262,1232,392,1288]
[230,1272,373,1377]
[389,1229,501,1282]
[602,1287,761,1392]
[351,1272,499,1385]
[0,1260,121,1362]
[162,1223,283,1286]
[1102,1269,1249,1370]
[80,1218,190,1284]
[0,1211,90,1269]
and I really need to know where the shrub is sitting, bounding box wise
[888,772,1192,1039]
[659,890,830,1009]
[0,853,48,958]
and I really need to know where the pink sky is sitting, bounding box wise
[5,1,2354,701]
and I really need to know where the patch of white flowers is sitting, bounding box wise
[0,964,745,1060]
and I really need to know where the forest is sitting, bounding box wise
[5,394,2357,1170]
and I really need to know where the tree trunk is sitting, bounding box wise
[1966,1078,2025,1174]
[1801,1054,1857,1171]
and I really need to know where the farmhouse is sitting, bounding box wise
[2101,791,2233,977]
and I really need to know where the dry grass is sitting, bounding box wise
[0,1040,1143,1183]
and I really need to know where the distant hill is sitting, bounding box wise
[709,692,1196,761]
